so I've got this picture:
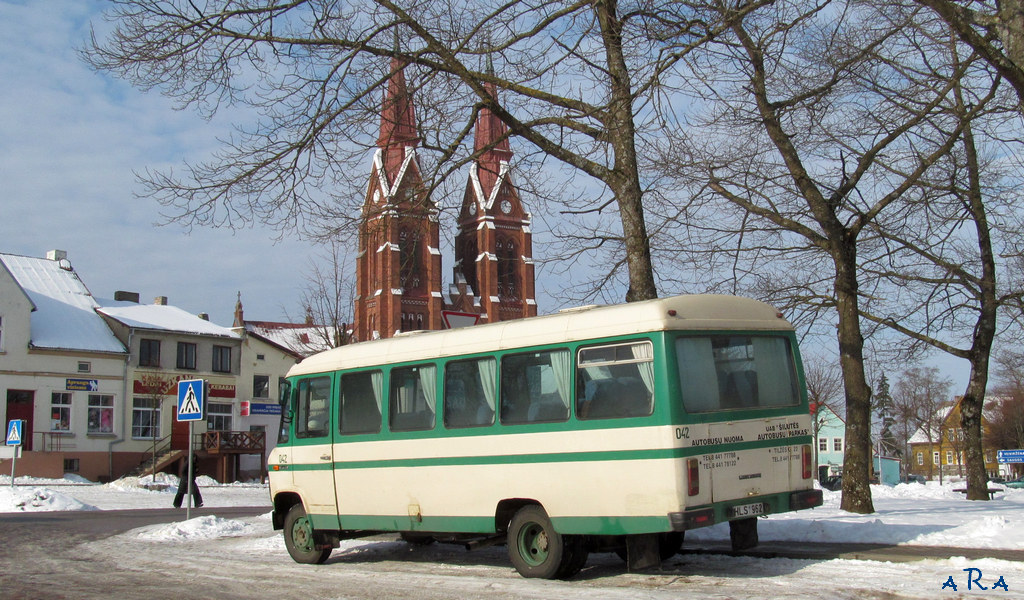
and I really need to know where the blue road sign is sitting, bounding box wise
[997,449,1024,464]
[177,379,206,422]
[6,420,24,446]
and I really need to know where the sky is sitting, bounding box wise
[0,1,332,326]
[0,1,975,391]
[1,474,1022,598]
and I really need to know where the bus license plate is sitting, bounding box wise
[729,502,766,518]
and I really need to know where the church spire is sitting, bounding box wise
[232,291,244,327]
[377,57,420,184]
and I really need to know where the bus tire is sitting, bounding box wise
[508,505,579,579]
[283,504,332,564]
[729,517,758,551]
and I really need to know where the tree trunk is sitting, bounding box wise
[834,248,875,514]
[595,0,658,303]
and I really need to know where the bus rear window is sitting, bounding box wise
[675,336,799,412]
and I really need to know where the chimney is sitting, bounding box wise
[154,296,168,306]
[114,291,141,303]
[46,249,67,261]
[198,313,209,321]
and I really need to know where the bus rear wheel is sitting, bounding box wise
[283,504,332,564]
[507,505,586,579]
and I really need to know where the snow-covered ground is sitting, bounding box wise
[1,475,1022,598]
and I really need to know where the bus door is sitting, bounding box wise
[291,376,340,525]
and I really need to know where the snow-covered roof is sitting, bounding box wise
[97,300,239,339]
[243,321,334,357]
[0,253,125,354]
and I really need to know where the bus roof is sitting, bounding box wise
[288,294,792,377]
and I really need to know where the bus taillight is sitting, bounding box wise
[687,458,699,496]
[801,444,812,479]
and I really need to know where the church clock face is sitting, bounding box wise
[500,199,512,214]
[469,202,477,215]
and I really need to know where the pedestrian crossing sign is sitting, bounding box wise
[177,379,206,422]
[6,420,24,446]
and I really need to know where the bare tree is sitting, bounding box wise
[295,241,356,348]
[83,0,776,305]
[894,366,954,481]
[655,0,975,513]
[852,23,1024,499]
[914,0,1024,108]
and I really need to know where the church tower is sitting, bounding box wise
[355,58,443,340]
[451,81,537,323]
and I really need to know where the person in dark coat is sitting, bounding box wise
[172,453,203,508]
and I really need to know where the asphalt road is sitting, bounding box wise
[0,508,1020,599]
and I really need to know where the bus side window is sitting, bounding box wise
[576,341,655,420]
[500,349,570,425]
[340,370,382,434]
[277,379,292,444]
[444,358,496,428]
[294,376,331,439]
[390,364,436,431]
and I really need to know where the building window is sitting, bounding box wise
[87,394,115,434]
[946,450,954,465]
[207,402,233,431]
[399,227,423,292]
[212,345,232,373]
[833,438,843,453]
[819,437,828,453]
[497,237,518,299]
[253,375,270,399]
[933,451,940,465]
[917,452,924,466]
[985,451,993,464]
[50,392,72,432]
[139,339,161,367]
[131,398,161,439]
[77,361,91,373]
[63,458,80,473]
[177,342,197,370]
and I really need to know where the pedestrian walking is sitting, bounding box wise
[172,452,203,508]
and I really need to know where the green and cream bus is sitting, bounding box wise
[268,295,823,579]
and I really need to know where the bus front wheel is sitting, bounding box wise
[507,505,586,579]
[283,504,332,564]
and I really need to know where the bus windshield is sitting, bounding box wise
[675,335,800,412]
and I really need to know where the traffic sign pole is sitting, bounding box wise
[7,420,25,487]
[176,380,206,520]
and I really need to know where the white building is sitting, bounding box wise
[2,250,316,483]
[0,251,127,479]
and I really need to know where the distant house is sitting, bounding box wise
[812,403,846,480]
[0,250,127,479]
[907,396,1003,481]
[812,402,901,485]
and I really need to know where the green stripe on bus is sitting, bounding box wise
[305,513,672,536]
[269,435,813,471]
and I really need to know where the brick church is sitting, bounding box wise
[354,58,537,341]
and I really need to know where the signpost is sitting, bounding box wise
[996,449,1024,464]
[177,379,206,519]
[6,420,24,487]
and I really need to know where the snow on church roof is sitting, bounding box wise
[0,252,125,354]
